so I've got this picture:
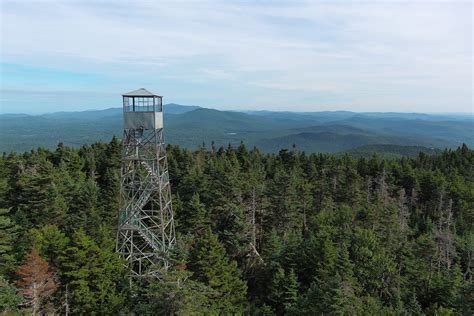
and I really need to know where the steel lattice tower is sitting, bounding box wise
[116,88,175,277]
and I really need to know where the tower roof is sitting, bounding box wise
[122,88,161,97]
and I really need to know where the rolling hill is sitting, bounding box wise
[342,144,442,159]
[0,104,472,153]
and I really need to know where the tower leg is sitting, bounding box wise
[116,128,175,278]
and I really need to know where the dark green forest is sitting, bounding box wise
[0,139,473,315]
[1,106,473,153]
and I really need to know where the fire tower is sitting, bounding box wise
[116,88,175,277]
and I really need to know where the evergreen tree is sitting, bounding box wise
[62,228,126,314]
[188,227,247,313]
[295,272,351,315]
[141,270,213,315]
[0,208,19,277]
[1,141,473,314]
[177,193,209,234]
[30,225,69,278]
[283,268,299,312]
[350,227,397,303]
[406,292,423,315]
[68,178,101,235]
[0,276,23,313]
[268,265,286,313]
[30,224,70,311]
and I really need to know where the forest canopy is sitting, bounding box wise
[0,139,473,314]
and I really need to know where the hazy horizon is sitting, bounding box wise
[1,103,473,117]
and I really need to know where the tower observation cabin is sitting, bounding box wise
[122,88,164,130]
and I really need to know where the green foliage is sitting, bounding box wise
[344,144,442,159]
[0,208,19,277]
[62,228,126,314]
[350,227,397,302]
[176,193,209,234]
[139,270,213,315]
[1,140,473,314]
[188,227,248,313]
[0,276,23,313]
[30,224,69,271]
[268,266,299,314]
[294,273,357,315]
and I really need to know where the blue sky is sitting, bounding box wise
[0,0,472,114]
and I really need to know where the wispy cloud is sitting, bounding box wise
[0,0,472,113]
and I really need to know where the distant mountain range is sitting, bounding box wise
[1,104,472,156]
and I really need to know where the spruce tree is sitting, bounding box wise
[30,224,69,276]
[268,265,286,313]
[188,227,247,313]
[283,268,300,312]
[142,269,213,315]
[0,276,23,313]
[0,208,19,277]
[62,228,126,314]
[178,193,209,234]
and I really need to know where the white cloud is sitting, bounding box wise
[0,0,472,112]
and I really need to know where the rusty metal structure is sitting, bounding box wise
[116,88,175,277]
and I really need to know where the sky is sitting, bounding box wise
[0,0,472,114]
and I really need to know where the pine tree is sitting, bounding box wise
[30,224,69,278]
[406,291,423,315]
[460,281,474,315]
[294,273,339,315]
[0,208,19,277]
[15,248,57,315]
[268,265,286,313]
[62,228,126,314]
[177,193,209,234]
[262,229,283,263]
[214,202,250,260]
[1,141,473,314]
[350,227,397,303]
[13,161,56,228]
[69,178,101,235]
[142,269,213,315]
[188,227,247,313]
[0,276,23,313]
[283,268,299,312]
